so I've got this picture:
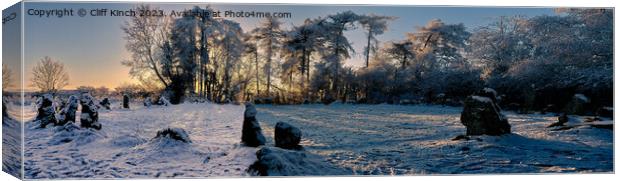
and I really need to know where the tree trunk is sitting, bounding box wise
[255,50,260,97]
[306,51,311,100]
[266,38,272,97]
[332,25,344,100]
[300,48,307,101]
[365,29,372,68]
[147,52,169,88]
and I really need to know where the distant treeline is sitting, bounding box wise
[117,5,610,113]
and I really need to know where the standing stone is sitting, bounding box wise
[122,94,130,109]
[158,96,171,106]
[460,88,511,136]
[275,122,302,150]
[35,94,57,128]
[57,95,78,126]
[99,98,111,110]
[322,92,335,105]
[241,103,266,147]
[57,98,67,112]
[80,93,101,130]
[476,88,498,102]
[564,94,590,115]
[143,97,152,107]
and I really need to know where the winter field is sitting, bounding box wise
[3,101,613,179]
[257,104,613,174]
[20,102,256,179]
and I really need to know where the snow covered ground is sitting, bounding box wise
[2,103,23,178]
[256,103,613,175]
[22,103,256,179]
[9,102,614,179]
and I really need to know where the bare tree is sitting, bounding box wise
[121,4,170,88]
[2,64,12,91]
[31,56,70,93]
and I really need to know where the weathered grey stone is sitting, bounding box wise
[474,87,499,102]
[122,94,130,109]
[99,97,111,110]
[275,122,302,150]
[143,97,152,107]
[157,96,170,106]
[248,146,351,176]
[460,91,511,136]
[241,103,266,147]
[57,95,78,126]
[35,94,57,128]
[80,93,101,130]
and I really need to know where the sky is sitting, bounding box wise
[10,2,558,90]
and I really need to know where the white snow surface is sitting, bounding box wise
[18,102,613,179]
[23,103,257,179]
[471,96,493,103]
[256,103,613,175]
[574,94,590,103]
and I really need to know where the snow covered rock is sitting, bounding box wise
[157,96,171,106]
[35,94,58,128]
[99,97,111,110]
[122,94,130,109]
[112,134,146,147]
[548,115,613,131]
[322,93,335,105]
[54,121,81,133]
[49,122,102,146]
[57,97,67,109]
[275,122,302,150]
[57,95,78,126]
[241,103,266,147]
[154,127,191,143]
[548,113,569,127]
[475,87,499,102]
[80,93,102,130]
[143,97,152,107]
[249,147,351,176]
[460,92,511,136]
[564,94,590,115]
[434,93,447,105]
